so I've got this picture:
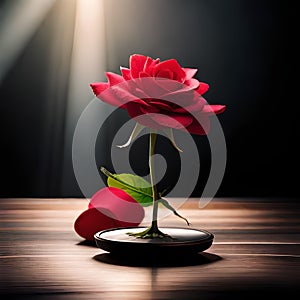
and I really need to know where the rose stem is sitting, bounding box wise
[149,131,159,231]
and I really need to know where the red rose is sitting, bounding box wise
[90,54,225,135]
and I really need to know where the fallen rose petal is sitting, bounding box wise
[74,187,145,241]
[90,187,145,224]
[74,207,120,241]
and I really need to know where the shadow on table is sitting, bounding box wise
[76,238,221,267]
[93,251,221,267]
[76,240,97,247]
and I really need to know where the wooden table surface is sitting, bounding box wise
[0,198,300,299]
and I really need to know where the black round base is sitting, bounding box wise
[94,227,214,258]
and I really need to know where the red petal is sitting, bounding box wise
[140,104,160,114]
[106,72,124,86]
[163,88,201,109]
[155,78,185,93]
[111,84,151,106]
[74,208,120,241]
[95,85,126,107]
[185,114,210,135]
[183,68,198,80]
[202,104,226,115]
[126,102,194,130]
[144,57,160,75]
[157,69,174,80]
[126,101,145,117]
[184,78,200,90]
[154,59,186,82]
[196,82,209,95]
[139,71,150,78]
[90,82,109,97]
[120,67,131,80]
[172,96,206,113]
[91,79,154,109]
[98,81,150,108]
[136,77,169,96]
[150,113,194,129]
[89,187,140,208]
[126,102,163,129]
[75,187,145,241]
[148,100,172,111]
[130,54,148,78]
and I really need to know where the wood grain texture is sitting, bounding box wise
[0,198,300,299]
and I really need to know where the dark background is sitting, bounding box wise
[0,0,298,199]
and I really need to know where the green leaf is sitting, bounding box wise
[100,167,190,225]
[100,167,153,206]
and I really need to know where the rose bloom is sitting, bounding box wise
[91,54,225,135]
